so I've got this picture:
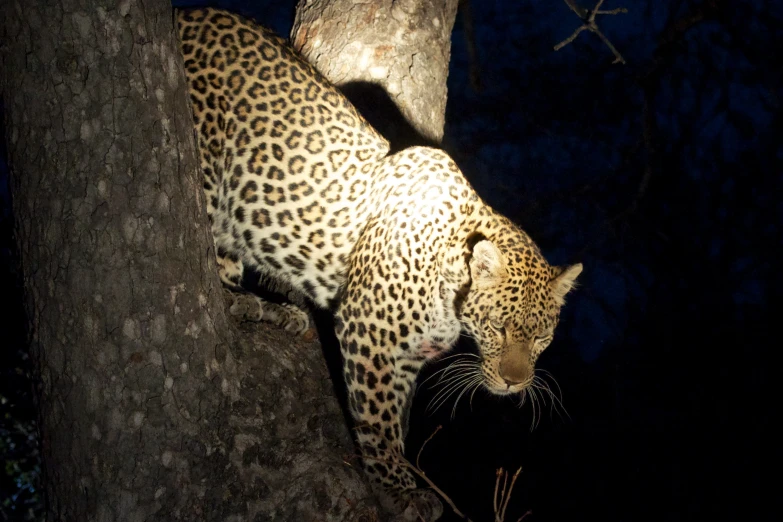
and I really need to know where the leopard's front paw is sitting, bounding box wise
[396,488,443,521]
[223,289,311,335]
[279,302,309,334]
[381,488,443,522]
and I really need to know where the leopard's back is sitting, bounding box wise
[177,8,389,307]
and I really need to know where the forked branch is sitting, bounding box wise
[555,0,628,64]
[494,467,531,522]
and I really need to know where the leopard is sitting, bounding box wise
[176,8,582,520]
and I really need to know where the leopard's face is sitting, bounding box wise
[458,237,582,396]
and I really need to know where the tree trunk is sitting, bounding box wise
[292,0,459,149]
[2,0,457,520]
[1,0,236,518]
[1,0,377,520]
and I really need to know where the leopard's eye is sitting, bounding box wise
[489,318,505,331]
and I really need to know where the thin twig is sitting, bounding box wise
[517,510,533,522]
[358,425,528,521]
[416,425,442,470]
[493,467,527,522]
[591,0,607,18]
[500,468,522,520]
[595,8,627,15]
[364,452,472,520]
[500,471,509,517]
[553,25,588,51]
[592,24,626,64]
[493,469,501,516]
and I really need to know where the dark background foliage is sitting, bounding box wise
[1,0,779,520]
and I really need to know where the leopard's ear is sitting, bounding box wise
[469,240,507,288]
[550,263,583,305]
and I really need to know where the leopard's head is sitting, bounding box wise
[458,234,582,396]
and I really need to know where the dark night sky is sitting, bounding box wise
[2,1,780,521]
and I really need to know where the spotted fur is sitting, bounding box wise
[177,8,581,518]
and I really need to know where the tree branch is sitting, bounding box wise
[459,0,483,92]
[555,0,628,64]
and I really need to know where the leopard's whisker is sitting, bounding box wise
[468,379,484,411]
[427,372,475,409]
[421,362,473,386]
[527,386,537,431]
[535,386,544,431]
[427,370,481,413]
[428,363,481,388]
[525,382,543,431]
[434,367,481,395]
[530,376,552,422]
[434,352,480,363]
[431,372,474,394]
[517,388,526,408]
[450,376,484,419]
[535,371,570,421]
[421,355,481,386]
[536,386,544,430]
[537,368,565,401]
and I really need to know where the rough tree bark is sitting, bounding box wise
[0,0,237,516]
[292,0,459,148]
[0,0,377,520]
[1,0,457,520]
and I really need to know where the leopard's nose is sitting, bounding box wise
[502,376,525,387]
[498,356,531,387]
